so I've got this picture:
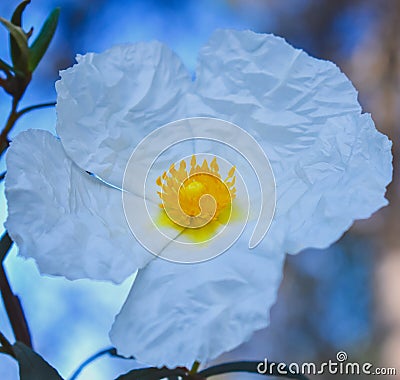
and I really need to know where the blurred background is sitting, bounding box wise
[0,0,398,379]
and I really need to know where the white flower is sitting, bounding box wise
[5,29,392,367]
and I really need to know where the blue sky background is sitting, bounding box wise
[0,1,380,379]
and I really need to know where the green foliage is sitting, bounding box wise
[10,0,30,26]
[0,0,60,82]
[13,342,64,380]
[28,8,60,72]
[0,17,29,75]
[9,0,31,75]
[0,0,60,103]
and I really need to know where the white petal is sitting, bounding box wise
[110,241,285,367]
[56,42,192,187]
[5,130,152,282]
[194,29,361,123]
[279,113,392,253]
[193,29,392,253]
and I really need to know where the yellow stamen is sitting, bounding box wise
[157,155,236,232]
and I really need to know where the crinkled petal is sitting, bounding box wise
[56,42,192,187]
[110,240,284,367]
[194,29,361,122]
[276,113,392,253]
[192,29,392,253]
[5,130,152,282]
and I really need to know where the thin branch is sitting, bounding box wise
[69,349,184,380]
[0,100,56,157]
[0,331,15,358]
[16,101,56,119]
[0,233,32,348]
[0,346,11,355]
[115,367,190,380]
[198,361,310,379]
[0,232,12,262]
[68,347,118,380]
[0,99,18,157]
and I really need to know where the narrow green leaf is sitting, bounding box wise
[28,8,60,72]
[0,17,28,74]
[11,0,31,26]
[13,342,64,380]
[10,1,31,73]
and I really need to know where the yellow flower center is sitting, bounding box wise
[156,156,236,232]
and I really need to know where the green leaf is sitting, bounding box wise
[0,17,28,75]
[9,1,31,76]
[28,8,60,72]
[13,342,64,380]
[11,0,31,27]
[10,0,31,72]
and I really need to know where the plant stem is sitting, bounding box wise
[0,331,15,358]
[0,100,56,157]
[189,361,200,375]
[0,233,32,348]
[0,262,32,348]
[16,101,56,118]
[0,99,18,157]
[0,232,12,262]
[68,347,118,380]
